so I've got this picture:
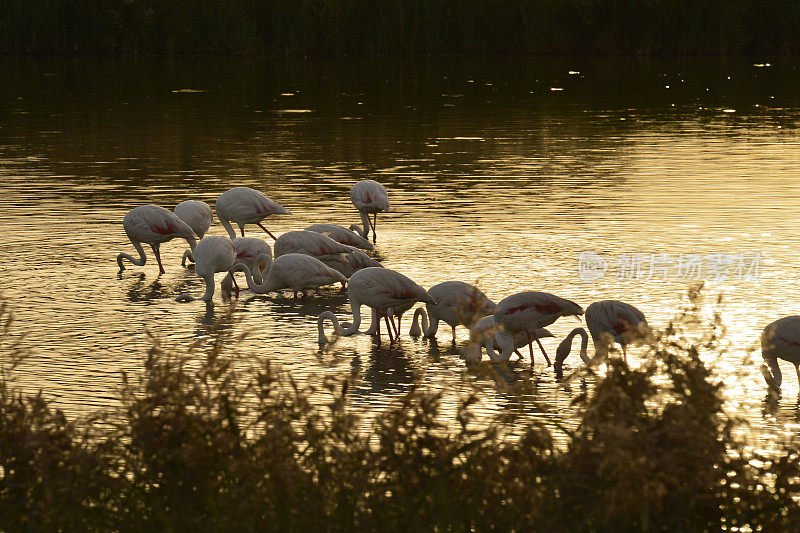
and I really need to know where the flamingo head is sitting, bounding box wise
[553,337,573,380]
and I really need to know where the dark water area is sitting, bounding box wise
[1,55,800,448]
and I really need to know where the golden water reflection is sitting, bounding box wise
[1,56,800,445]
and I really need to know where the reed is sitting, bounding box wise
[2,0,800,56]
[1,290,800,530]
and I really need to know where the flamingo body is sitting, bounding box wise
[321,247,383,279]
[318,267,434,344]
[350,179,390,244]
[231,237,271,284]
[215,187,290,239]
[464,315,553,363]
[305,223,374,251]
[761,316,800,391]
[117,205,197,274]
[493,291,584,367]
[230,253,346,295]
[410,281,495,342]
[174,200,213,239]
[176,236,236,302]
[274,230,353,260]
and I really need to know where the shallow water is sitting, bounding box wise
[1,56,800,444]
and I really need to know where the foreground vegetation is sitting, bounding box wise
[3,0,800,56]
[1,292,800,531]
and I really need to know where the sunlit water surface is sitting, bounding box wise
[2,56,800,446]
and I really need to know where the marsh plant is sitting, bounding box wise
[1,289,800,531]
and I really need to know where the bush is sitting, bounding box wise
[1,290,799,530]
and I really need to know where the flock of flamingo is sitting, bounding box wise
[116,180,800,390]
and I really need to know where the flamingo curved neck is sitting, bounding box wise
[220,218,237,239]
[182,249,195,267]
[230,254,275,293]
[117,240,147,271]
[762,357,783,390]
[484,335,512,362]
[410,308,430,336]
[318,311,344,344]
[563,327,593,366]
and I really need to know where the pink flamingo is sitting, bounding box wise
[350,180,390,244]
[493,291,584,367]
[317,267,435,345]
[117,205,197,275]
[215,187,290,240]
[554,300,650,380]
[409,281,496,343]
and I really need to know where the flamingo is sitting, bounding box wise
[464,315,553,363]
[228,237,271,285]
[409,281,496,343]
[493,291,584,367]
[215,187,290,240]
[274,230,353,261]
[305,223,374,251]
[760,316,800,392]
[317,267,435,345]
[320,247,383,279]
[553,300,651,380]
[227,252,346,298]
[175,200,213,267]
[117,205,198,275]
[350,179,390,244]
[175,236,238,302]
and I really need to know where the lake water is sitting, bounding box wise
[2,56,800,446]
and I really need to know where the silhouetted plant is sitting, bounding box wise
[2,290,800,530]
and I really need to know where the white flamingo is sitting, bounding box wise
[350,179,390,244]
[409,281,496,343]
[117,205,197,275]
[305,223,374,250]
[228,252,346,297]
[553,300,651,380]
[175,236,238,302]
[215,187,290,240]
[760,316,800,392]
[493,291,584,367]
[317,267,435,345]
[175,200,214,267]
[464,315,553,363]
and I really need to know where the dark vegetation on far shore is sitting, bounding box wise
[3,0,800,57]
[2,288,800,530]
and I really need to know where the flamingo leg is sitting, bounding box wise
[240,226,245,237]
[384,314,395,343]
[372,213,378,243]
[231,275,241,297]
[622,344,628,364]
[514,349,523,359]
[391,314,400,338]
[151,244,165,275]
[257,222,277,240]
[527,333,535,365]
[452,325,457,344]
[533,334,552,367]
